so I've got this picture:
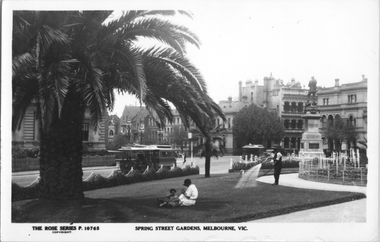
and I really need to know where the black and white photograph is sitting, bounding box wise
[1,0,379,241]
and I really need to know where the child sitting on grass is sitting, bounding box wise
[157,188,180,208]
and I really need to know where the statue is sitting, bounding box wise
[306,76,317,106]
[304,77,320,114]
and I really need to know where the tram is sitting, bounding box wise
[108,145,178,172]
[241,144,266,157]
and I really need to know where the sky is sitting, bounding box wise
[110,0,378,117]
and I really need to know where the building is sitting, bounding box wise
[238,75,308,153]
[317,76,368,155]
[217,97,246,154]
[119,105,150,144]
[12,103,106,152]
[105,114,120,144]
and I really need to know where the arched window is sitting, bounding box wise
[291,102,297,112]
[291,120,296,129]
[284,137,290,149]
[328,115,334,124]
[284,120,289,129]
[109,130,114,136]
[284,102,290,112]
[297,120,303,129]
[321,115,327,128]
[297,102,304,113]
[290,137,297,149]
[349,115,356,126]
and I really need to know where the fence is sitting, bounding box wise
[12,155,116,172]
[298,157,367,186]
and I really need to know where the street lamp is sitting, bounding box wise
[139,124,145,144]
[157,128,164,145]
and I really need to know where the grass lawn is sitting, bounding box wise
[12,173,365,223]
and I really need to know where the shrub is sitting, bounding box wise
[12,147,27,159]
[12,166,200,201]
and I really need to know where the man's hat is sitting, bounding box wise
[183,179,191,186]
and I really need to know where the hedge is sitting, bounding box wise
[12,166,199,202]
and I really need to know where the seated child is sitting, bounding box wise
[158,188,180,208]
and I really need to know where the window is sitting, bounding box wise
[82,124,89,141]
[348,94,356,103]
[251,92,253,102]
[323,98,329,105]
[109,130,114,136]
[228,118,231,129]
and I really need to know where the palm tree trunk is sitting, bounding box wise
[205,141,211,177]
[39,89,85,200]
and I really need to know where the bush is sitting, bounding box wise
[232,158,300,171]
[12,147,27,159]
[12,166,200,201]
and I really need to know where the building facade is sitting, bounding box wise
[317,76,368,155]
[238,75,308,153]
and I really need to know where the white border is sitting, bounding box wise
[2,0,379,241]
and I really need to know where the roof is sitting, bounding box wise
[242,144,265,149]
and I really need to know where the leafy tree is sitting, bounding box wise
[167,125,188,151]
[233,104,284,147]
[106,134,127,150]
[323,117,358,152]
[12,11,223,200]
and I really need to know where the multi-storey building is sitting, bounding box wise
[318,76,368,155]
[238,75,308,153]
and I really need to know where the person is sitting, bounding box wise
[272,149,283,185]
[178,178,198,206]
[158,188,180,208]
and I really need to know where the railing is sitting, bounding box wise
[12,155,116,172]
[298,157,367,186]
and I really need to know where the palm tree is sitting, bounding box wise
[12,10,223,200]
[192,124,227,177]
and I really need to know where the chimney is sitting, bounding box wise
[228,96,232,103]
[335,79,339,87]
[239,81,242,102]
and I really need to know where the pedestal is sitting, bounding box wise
[300,112,324,159]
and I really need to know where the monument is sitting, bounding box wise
[300,77,324,158]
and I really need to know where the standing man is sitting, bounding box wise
[178,179,198,206]
[272,149,283,185]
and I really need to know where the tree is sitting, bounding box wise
[191,124,227,177]
[12,11,223,200]
[167,125,188,151]
[106,134,127,150]
[323,117,358,153]
[232,104,284,148]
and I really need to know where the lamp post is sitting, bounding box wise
[139,124,144,144]
[188,132,193,166]
[157,128,164,145]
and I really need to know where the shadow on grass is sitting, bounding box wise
[12,174,366,223]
